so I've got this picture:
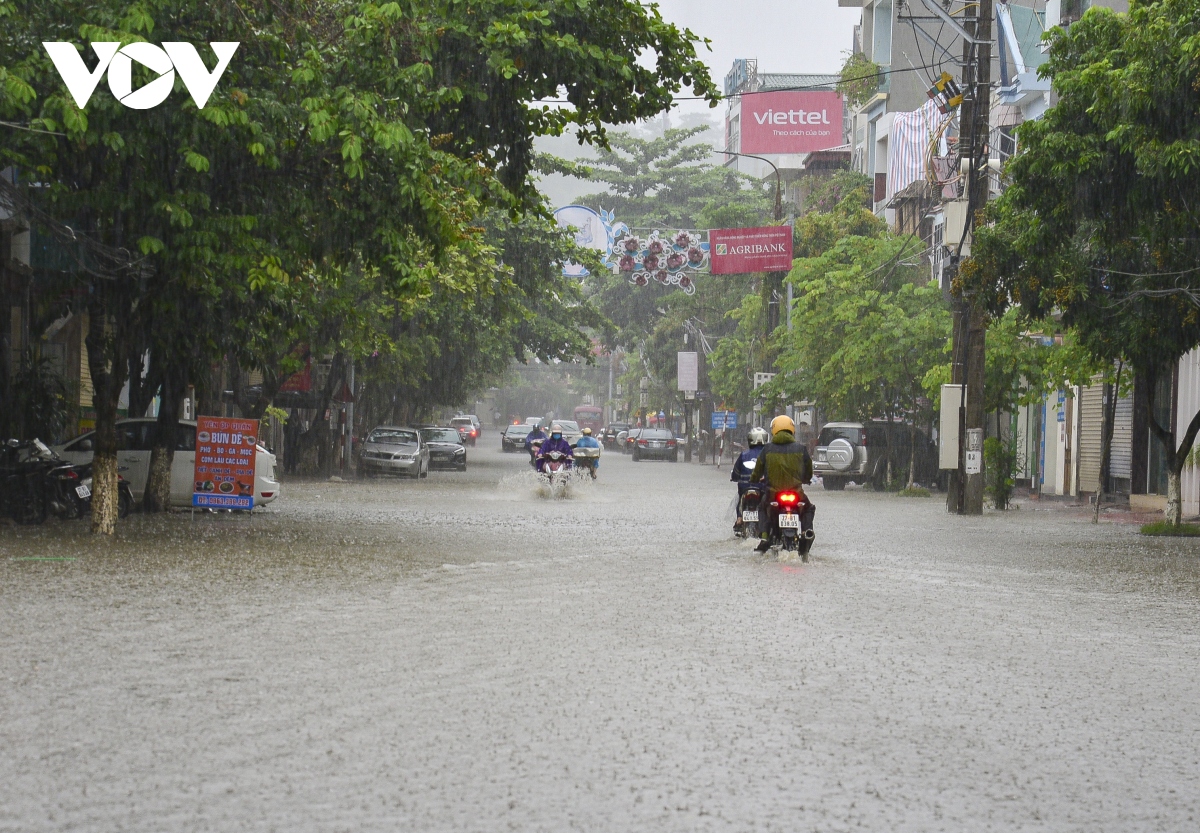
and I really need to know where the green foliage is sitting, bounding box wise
[837,51,882,110]
[923,309,1108,413]
[983,434,1020,510]
[563,126,772,417]
[1140,521,1200,537]
[0,351,70,442]
[967,0,1200,522]
[897,486,932,498]
[0,0,706,427]
[774,234,950,426]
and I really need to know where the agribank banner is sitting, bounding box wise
[709,226,793,274]
[739,91,844,155]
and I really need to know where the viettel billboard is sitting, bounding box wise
[739,90,844,155]
[710,226,793,274]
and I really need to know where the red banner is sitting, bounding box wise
[193,416,258,510]
[709,226,794,274]
[278,357,312,393]
[739,91,844,155]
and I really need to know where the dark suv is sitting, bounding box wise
[813,422,889,490]
[813,422,936,490]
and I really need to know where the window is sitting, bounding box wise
[116,422,153,451]
[818,426,861,446]
[176,424,197,451]
[368,429,418,445]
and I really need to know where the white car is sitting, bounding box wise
[53,418,280,507]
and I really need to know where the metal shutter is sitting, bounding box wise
[1077,383,1104,491]
[1110,395,1133,480]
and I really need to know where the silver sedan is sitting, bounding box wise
[358,426,429,478]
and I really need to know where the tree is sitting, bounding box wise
[1,0,712,530]
[969,0,1200,522]
[772,234,951,487]
[560,125,772,420]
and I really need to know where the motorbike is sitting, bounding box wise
[76,467,134,519]
[735,485,764,539]
[45,458,93,519]
[572,445,600,479]
[763,489,815,561]
[1,439,56,525]
[528,438,544,468]
[538,449,573,487]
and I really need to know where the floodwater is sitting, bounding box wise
[3,438,1200,831]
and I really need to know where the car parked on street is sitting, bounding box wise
[421,427,468,471]
[450,415,480,446]
[53,418,280,507]
[501,423,531,452]
[359,426,429,478]
[813,421,934,490]
[601,423,630,450]
[631,428,678,462]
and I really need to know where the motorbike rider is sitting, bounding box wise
[524,422,548,466]
[574,427,601,472]
[749,414,816,552]
[536,424,574,473]
[731,427,769,532]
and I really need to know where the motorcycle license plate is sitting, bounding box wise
[778,513,800,529]
[75,484,91,498]
[741,510,758,523]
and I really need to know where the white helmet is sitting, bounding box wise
[748,427,769,447]
[550,423,563,435]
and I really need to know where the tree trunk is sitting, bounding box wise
[1166,469,1183,526]
[1094,362,1123,523]
[85,292,131,536]
[1147,363,1200,526]
[144,369,182,512]
[908,420,918,489]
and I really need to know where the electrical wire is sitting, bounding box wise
[532,61,953,104]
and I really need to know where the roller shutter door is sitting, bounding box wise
[1110,395,1133,481]
[1077,383,1104,492]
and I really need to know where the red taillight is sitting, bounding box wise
[260,492,274,498]
[667,440,676,447]
[860,430,867,447]
[637,439,648,446]
[777,491,800,506]
[66,470,79,480]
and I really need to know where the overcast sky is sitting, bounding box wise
[655,0,862,118]
[536,1,862,206]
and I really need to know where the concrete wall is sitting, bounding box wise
[1177,348,1200,516]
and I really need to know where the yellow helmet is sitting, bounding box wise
[770,414,795,436]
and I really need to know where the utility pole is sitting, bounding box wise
[946,0,992,516]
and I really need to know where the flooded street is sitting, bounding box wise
[4,437,1200,831]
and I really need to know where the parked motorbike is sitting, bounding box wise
[77,467,134,519]
[0,438,58,525]
[45,458,93,519]
[763,490,815,561]
[573,445,599,479]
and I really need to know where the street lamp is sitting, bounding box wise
[722,150,789,338]
[721,150,783,222]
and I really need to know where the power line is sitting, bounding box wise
[532,62,951,104]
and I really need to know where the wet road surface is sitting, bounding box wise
[4,436,1200,831]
